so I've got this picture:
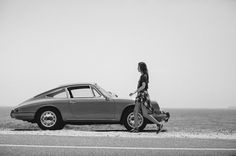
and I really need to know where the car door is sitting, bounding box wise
[68,85,115,120]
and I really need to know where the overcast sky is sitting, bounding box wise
[0,0,235,108]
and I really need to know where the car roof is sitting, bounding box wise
[33,83,97,98]
[59,82,97,88]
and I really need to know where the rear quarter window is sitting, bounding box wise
[46,89,67,98]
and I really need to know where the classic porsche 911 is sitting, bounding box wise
[11,83,169,131]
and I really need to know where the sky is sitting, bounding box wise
[0,0,236,108]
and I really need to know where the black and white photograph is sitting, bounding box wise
[0,0,236,155]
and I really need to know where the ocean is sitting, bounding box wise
[164,108,236,135]
[0,107,235,135]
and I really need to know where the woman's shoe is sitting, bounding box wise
[164,112,170,122]
[156,124,163,134]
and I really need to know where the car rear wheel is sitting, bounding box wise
[36,108,64,130]
[123,108,147,131]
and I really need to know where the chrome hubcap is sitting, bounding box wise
[40,111,57,128]
[127,112,144,128]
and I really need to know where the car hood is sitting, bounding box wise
[113,98,135,104]
[113,97,158,108]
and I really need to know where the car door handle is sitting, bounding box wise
[70,101,77,104]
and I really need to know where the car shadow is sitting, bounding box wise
[142,129,168,133]
[94,129,168,133]
[11,128,168,133]
[94,129,127,132]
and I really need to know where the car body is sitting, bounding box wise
[11,83,167,130]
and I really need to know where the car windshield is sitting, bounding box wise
[95,84,112,98]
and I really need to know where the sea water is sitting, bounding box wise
[160,108,236,135]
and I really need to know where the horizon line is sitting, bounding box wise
[0,106,234,110]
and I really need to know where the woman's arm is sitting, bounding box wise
[129,82,146,96]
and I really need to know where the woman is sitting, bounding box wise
[129,62,163,133]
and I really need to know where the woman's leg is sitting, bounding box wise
[141,104,161,125]
[134,101,141,129]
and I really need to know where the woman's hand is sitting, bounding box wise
[130,83,145,97]
[129,93,134,96]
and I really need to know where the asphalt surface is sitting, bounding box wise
[0,134,236,156]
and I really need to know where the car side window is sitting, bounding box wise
[92,88,101,97]
[69,86,94,98]
[47,89,67,98]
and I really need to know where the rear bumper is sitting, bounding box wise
[10,110,35,121]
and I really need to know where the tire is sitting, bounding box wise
[36,108,64,130]
[122,108,147,131]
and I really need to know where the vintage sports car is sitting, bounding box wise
[11,83,170,131]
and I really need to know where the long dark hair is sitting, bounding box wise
[138,62,149,83]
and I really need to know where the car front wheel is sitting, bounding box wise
[123,108,147,131]
[36,108,64,130]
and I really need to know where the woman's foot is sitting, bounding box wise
[130,127,139,133]
[156,124,163,134]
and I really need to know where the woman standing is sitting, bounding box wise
[129,62,163,133]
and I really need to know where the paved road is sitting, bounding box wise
[0,134,235,156]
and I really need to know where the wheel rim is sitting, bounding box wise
[40,111,57,128]
[127,112,144,128]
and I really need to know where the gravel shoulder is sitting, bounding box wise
[0,129,235,140]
